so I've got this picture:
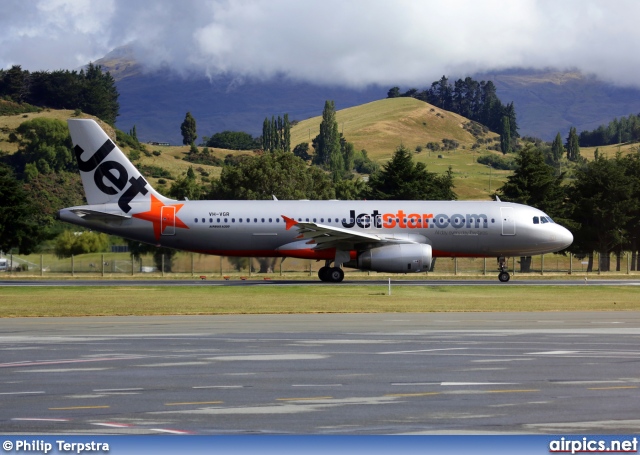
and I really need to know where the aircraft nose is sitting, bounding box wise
[556,226,573,249]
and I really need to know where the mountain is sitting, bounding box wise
[97,47,640,144]
[98,48,384,145]
[478,68,640,140]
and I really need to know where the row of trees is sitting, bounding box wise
[578,113,640,147]
[0,64,120,125]
[498,146,640,271]
[262,114,291,152]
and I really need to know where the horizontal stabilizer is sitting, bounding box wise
[69,208,132,222]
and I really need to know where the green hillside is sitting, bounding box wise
[0,99,512,200]
[291,97,506,199]
[0,109,232,189]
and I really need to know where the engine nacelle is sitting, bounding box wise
[345,244,433,273]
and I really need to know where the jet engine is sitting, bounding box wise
[345,244,432,273]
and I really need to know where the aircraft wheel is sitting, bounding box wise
[318,266,330,282]
[328,267,344,283]
[498,271,510,282]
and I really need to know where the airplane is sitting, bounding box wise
[57,119,573,282]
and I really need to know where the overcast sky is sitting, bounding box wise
[1,0,639,87]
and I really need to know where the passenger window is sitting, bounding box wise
[269,218,272,222]
[261,218,265,223]
[276,218,280,222]
[217,218,220,223]
[202,218,205,223]
[209,218,213,223]
[254,218,257,223]
[533,216,539,224]
[194,218,198,223]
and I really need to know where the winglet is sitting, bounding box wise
[282,215,298,231]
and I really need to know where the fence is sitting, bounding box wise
[0,252,638,279]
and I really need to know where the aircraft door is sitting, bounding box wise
[161,206,176,235]
[500,207,515,236]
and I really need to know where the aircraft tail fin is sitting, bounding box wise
[67,119,169,213]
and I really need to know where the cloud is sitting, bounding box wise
[2,0,640,87]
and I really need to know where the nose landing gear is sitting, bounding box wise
[497,257,510,282]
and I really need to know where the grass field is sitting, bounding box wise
[0,284,637,317]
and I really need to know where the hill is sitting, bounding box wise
[290,97,505,199]
[1,99,508,200]
[291,97,493,159]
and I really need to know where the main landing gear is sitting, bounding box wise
[497,257,510,282]
[318,262,344,283]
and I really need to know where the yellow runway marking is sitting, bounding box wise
[587,386,638,391]
[164,401,224,406]
[385,392,440,397]
[485,389,539,394]
[276,396,333,401]
[49,405,110,410]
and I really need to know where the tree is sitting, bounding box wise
[262,115,291,152]
[567,154,634,271]
[0,65,30,103]
[207,131,257,150]
[335,176,366,200]
[500,116,511,155]
[313,101,341,170]
[81,63,119,125]
[365,145,456,200]
[210,151,334,201]
[387,87,401,98]
[54,230,109,258]
[566,126,581,161]
[168,166,203,200]
[497,146,566,218]
[292,142,311,161]
[13,118,74,175]
[551,132,564,164]
[0,164,47,254]
[180,112,197,146]
[497,146,568,272]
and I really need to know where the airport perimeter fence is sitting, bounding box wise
[1,251,639,279]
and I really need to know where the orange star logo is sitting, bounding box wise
[132,194,189,240]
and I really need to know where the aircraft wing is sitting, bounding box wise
[282,215,421,250]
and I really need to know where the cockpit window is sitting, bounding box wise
[541,217,548,224]
[533,216,539,224]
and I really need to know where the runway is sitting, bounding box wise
[2,312,640,434]
[1,278,640,287]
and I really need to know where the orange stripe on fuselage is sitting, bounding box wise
[194,248,337,260]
